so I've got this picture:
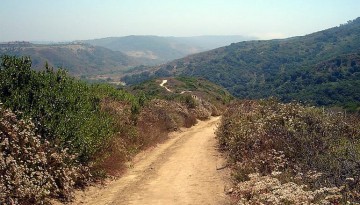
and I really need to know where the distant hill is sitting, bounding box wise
[81,35,255,64]
[122,18,360,110]
[130,76,233,110]
[0,42,136,75]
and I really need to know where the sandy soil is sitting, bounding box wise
[159,79,173,92]
[67,116,230,205]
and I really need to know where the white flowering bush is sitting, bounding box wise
[0,106,90,204]
[217,99,360,203]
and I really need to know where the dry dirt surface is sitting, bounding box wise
[159,79,173,92]
[68,116,230,205]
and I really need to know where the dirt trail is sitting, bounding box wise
[159,79,192,95]
[69,117,230,205]
[159,79,172,92]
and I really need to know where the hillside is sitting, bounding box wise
[122,18,360,111]
[0,42,136,76]
[82,35,255,64]
[0,55,232,204]
[130,77,233,116]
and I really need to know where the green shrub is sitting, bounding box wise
[0,56,126,163]
[217,99,360,202]
[0,105,90,204]
[181,94,198,109]
[0,55,229,203]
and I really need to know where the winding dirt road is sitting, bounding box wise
[70,117,230,205]
[159,79,172,92]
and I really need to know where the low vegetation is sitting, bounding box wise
[0,106,90,204]
[122,18,360,111]
[0,55,230,204]
[217,99,360,204]
[0,42,135,75]
[0,56,136,164]
[82,35,255,64]
[130,77,233,118]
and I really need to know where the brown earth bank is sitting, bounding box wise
[58,116,230,205]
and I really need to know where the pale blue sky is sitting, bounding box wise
[0,0,359,41]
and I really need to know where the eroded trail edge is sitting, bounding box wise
[70,116,230,205]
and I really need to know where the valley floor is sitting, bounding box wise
[65,117,230,205]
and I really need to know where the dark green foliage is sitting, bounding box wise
[122,18,360,111]
[130,77,233,106]
[122,71,155,86]
[181,94,197,109]
[129,77,233,121]
[0,55,135,163]
[0,55,232,203]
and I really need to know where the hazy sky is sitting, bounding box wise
[1,0,359,42]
